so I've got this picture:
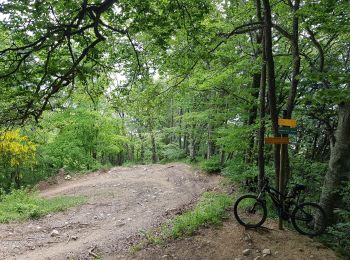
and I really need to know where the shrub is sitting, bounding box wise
[160,143,186,162]
[200,157,222,174]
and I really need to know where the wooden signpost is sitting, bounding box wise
[264,137,289,144]
[265,114,297,230]
[278,118,297,128]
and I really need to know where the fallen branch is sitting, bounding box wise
[88,245,98,258]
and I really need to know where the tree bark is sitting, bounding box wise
[255,0,266,190]
[319,102,350,224]
[138,132,145,163]
[246,72,260,164]
[286,0,300,118]
[283,0,300,187]
[262,0,280,186]
[207,122,214,159]
[150,131,159,163]
[178,108,183,149]
[258,39,266,190]
[189,139,196,161]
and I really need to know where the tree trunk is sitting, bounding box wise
[256,0,266,190]
[319,102,350,224]
[189,137,197,162]
[207,122,214,159]
[258,40,266,190]
[150,132,159,163]
[138,133,145,163]
[220,149,226,167]
[286,0,300,118]
[262,0,280,186]
[14,166,21,188]
[184,134,189,155]
[178,108,183,149]
[246,72,260,164]
[284,0,300,187]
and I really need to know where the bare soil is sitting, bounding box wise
[0,163,340,260]
[126,220,340,260]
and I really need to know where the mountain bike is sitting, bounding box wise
[233,177,326,236]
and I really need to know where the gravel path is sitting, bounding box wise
[0,163,219,260]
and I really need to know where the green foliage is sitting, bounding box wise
[216,124,256,156]
[169,192,233,238]
[0,189,85,223]
[200,156,222,174]
[289,156,328,201]
[160,143,186,162]
[222,158,257,184]
[323,209,350,257]
[320,182,350,258]
[0,0,349,257]
[37,98,126,172]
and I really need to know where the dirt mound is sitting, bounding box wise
[0,163,339,260]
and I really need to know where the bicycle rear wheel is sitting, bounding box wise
[233,194,267,228]
[291,202,326,236]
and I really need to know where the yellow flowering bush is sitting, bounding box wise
[0,130,36,167]
[0,130,36,187]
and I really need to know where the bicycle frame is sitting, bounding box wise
[256,180,301,218]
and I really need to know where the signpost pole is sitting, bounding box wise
[265,114,297,230]
[278,110,288,230]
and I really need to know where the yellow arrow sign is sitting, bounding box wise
[278,119,297,127]
[264,137,289,144]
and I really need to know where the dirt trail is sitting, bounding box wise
[0,163,340,260]
[127,220,340,260]
[0,163,219,260]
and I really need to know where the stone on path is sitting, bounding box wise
[262,248,271,257]
[242,249,252,256]
[50,230,59,237]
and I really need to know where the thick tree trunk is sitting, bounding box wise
[319,102,350,224]
[256,0,266,190]
[258,42,266,190]
[286,0,300,118]
[262,0,280,186]
[284,0,300,187]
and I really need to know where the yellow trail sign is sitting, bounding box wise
[278,118,297,127]
[264,137,289,144]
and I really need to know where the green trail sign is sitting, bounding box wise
[278,127,297,135]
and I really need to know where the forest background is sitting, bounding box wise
[0,0,349,257]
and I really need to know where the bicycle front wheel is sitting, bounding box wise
[233,194,267,228]
[291,202,326,236]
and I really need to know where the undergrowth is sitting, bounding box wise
[0,189,86,223]
[131,192,234,253]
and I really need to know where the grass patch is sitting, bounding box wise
[170,192,234,238]
[131,192,234,252]
[0,189,86,223]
